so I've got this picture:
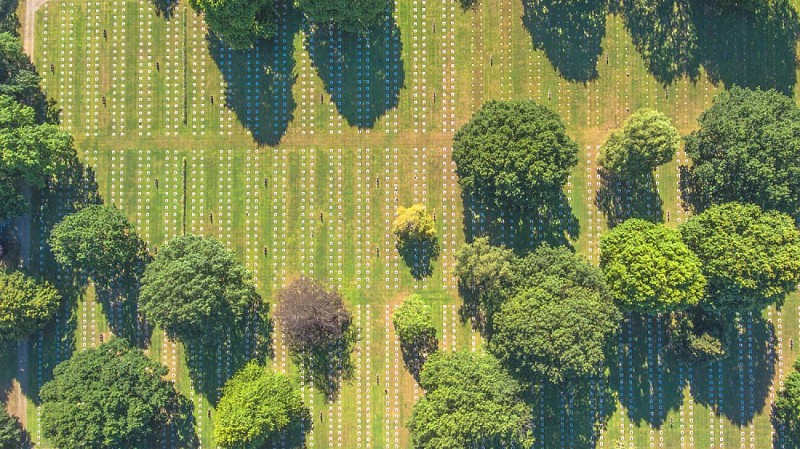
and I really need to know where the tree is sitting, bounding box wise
[512,243,607,294]
[453,237,516,331]
[0,406,26,449]
[489,276,620,385]
[392,294,437,378]
[275,277,354,397]
[598,108,679,179]
[392,204,439,279]
[668,307,731,364]
[775,358,800,446]
[189,0,276,50]
[680,202,800,312]
[297,0,386,33]
[39,338,195,449]
[214,362,309,449]
[453,100,579,215]
[683,87,800,221]
[138,234,260,343]
[600,219,706,314]
[407,350,534,449]
[0,269,59,342]
[49,204,149,288]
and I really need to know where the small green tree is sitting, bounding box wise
[0,269,59,342]
[775,358,800,446]
[598,108,679,179]
[49,204,149,288]
[297,0,386,32]
[214,362,309,449]
[190,0,276,50]
[600,219,706,314]
[392,294,437,378]
[392,204,439,279]
[453,100,578,215]
[138,234,260,343]
[680,202,800,312]
[453,237,516,330]
[408,350,534,449]
[489,276,620,385]
[40,339,195,449]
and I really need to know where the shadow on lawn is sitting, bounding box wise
[461,190,579,255]
[619,0,800,94]
[534,379,617,448]
[522,0,609,83]
[208,0,300,146]
[304,2,404,129]
[595,169,664,228]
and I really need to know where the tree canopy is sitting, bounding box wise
[392,204,437,251]
[0,406,26,449]
[296,0,386,32]
[275,277,352,353]
[489,276,620,385]
[407,350,534,449]
[775,358,800,446]
[393,294,437,378]
[453,100,578,215]
[0,94,74,221]
[190,0,276,50]
[138,234,260,343]
[598,108,679,179]
[214,362,309,449]
[39,338,194,449]
[683,87,800,221]
[680,202,800,312]
[600,219,706,314]
[49,204,149,288]
[0,269,59,342]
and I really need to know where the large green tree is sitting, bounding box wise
[598,108,679,179]
[775,358,800,446]
[683,87,800,221]
[392,294,437,378]
[489,276,620,385]
[600,219,706,314]
[680,202,800,312]
[190,0,276,50]
[297,0,386,32]
[138,234,260,343]
[39,338,194,449]
[0,269,59,342]
[0,94,74,221]
[49,204,149,288]
[214,362,309,449]
[453,100,578,215]
[0,406,25,449]
[407,350,534,449]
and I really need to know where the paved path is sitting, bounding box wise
[22,0,48,57]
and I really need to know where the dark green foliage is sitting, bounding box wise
[39,339,196,449]
[0,269,59,342]
[511,242,607,294]
[668,308,731,364]
[600,219,706,314]
[297,0,386,32]
[392,294,438,379]
[138,235,260,343]
[489,276,620,385]
[598,108,679,179]
[775,358,800,446]
[0,406,27,449]
[683,87,800,221]
[190,0,276,50]
[454,237,516,332]
[49,205,149,289]
[0,33,52,121]
[453,100,578,216]
[408,350,534,449]
[214,362,309,449]
[680,202,800,312]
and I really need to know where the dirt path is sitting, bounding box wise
[22,0,48,57]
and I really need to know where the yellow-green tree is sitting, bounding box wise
[392,204,439,279]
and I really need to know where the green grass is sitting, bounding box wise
[14,0,800,447]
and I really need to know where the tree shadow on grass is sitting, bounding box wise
[689,313,775,426]
[595,169,664,228]
[184,303,272,405]
[208,0,300,146]
[149,389,199,449]
[521,0,608,83]
[400,336,437,383]
[304,3,404,129]
[293,330,356,402]
[95,280,152,350]
[533,379,617,448]
[461,191,579,255]
[397,237,439,281]
[609,314,684,428]
[619,0,799,93]
[151,0,178,19]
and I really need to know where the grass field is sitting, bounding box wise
[4,0,800,447]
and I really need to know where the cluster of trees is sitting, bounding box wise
[192,0,387,50]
